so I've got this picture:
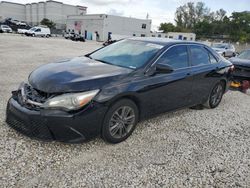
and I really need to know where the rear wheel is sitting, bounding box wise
[102,99,138,144]
[204,82,225,109]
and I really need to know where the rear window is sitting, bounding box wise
[190,46,210,66]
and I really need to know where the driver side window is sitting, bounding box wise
[157,45,189,69]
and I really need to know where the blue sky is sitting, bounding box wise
[7,0,250,30]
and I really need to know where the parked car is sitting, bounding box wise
[17,28,29,34]
[9,19,19,25]
[70,34,85,42]
[64,32,75,39]
[103,39,117,46]
[0,25,12,33]
[212,43,236,57]
[6,38,233,144]
[16,21,27,26]
[25,26,51,37]
[229,49,250,92]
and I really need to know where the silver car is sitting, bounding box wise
[212,43,236,57]
[0,25,13,33]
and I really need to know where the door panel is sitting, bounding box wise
[139,68,193,117]
[190,64,221,104]
[189,45,225,105]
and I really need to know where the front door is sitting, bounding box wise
[139,45,193,116]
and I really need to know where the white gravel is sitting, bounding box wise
[0,34,250,187]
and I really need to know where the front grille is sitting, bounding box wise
[16,83,54,110]
[6,110,53,140]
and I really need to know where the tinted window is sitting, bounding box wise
[190,46,210,66]
[157,45,189,69]
[35,29,41,32]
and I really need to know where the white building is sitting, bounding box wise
[151,32,196,41]
[0,1,87,29]
[66,14,152,41]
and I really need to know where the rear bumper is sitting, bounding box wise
[6,98,108,143]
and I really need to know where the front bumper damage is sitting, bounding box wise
[6,84,108,143]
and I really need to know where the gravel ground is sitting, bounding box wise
[0,34,250,188]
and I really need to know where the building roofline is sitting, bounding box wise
[0,0,87,8]
[67,14,151,21]
[46,0,63,4]
[0,1,25,6]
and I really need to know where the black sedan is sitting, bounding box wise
[229,49,250,92]
[6,38,233,144]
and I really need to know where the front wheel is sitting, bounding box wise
[102,99,139,144]
[204,82,225,109]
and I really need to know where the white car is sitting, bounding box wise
[212,43,236,57]
[0,25,12,33]
[25,26,51,37]
[16,21,27,26]
[17,28,29,34]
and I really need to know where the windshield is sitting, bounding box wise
[238,50,250,60]
[89,39,163,69]
[212,43,228,49]
[30,28,37,31]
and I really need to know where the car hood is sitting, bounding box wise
[29,56,133,93]
[229,57,250,67]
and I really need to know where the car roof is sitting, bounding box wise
[128,37,203,47]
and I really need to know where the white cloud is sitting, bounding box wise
[107,9,124,16]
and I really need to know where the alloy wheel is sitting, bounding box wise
[109,106,135,139]
[210,84,223,107]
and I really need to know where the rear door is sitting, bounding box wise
[189,45,221,104]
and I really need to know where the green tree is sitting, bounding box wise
[159,23,176,32]
[40,18,56,29]
[175,2,212,29]
[159,1,250,42]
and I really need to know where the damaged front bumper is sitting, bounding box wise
[6,85,108,143]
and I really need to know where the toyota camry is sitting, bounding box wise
[6,38,233,143]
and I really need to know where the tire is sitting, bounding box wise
[204,81,225,109]
[32,33,35,37]
[101,99,139,144]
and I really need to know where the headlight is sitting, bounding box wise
[42,90,99,111]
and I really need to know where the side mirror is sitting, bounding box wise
[155,63,174,74]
